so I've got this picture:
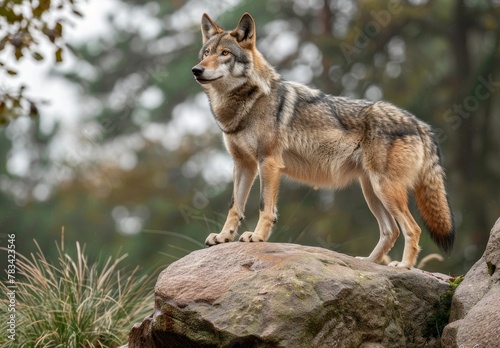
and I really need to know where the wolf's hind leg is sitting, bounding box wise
[372,179,421,268]
[357,176,400,263]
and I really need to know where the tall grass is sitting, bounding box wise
[0,239,155,347]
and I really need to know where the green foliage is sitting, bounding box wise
[424,276,464,341]
[0,238,154,347]
[0,0,83,124]
[487,261,496,276]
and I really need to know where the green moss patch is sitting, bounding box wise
[423,276,464,342]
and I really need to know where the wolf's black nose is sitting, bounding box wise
[192,66,205,77]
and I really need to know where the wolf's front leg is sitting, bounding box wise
[205,158,257,246]
[239,157,282,243]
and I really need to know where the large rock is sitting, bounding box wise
[442,217,500,347]
[127,243,452,347]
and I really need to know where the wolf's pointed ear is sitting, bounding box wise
[201,13,223,44]
[231,13,256,46]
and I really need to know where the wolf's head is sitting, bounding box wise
[192,13,273,94]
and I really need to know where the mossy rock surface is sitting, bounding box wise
[442,217,500,347]
[128,242,452,348]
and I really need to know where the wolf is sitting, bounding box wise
[191,12,455,268]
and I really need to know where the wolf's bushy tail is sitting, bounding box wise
[415,123,455,253]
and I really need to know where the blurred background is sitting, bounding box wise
[1,0,499,276]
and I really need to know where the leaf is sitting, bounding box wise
[55,47,63,62]
[7,70,18,75]
[72,9,83,17]
[5,8,23,24]
[33,51,44,61]
[29,102,39,118]
[0,35,9,50]
[42,25,56,43]
[49,32,56,43]
[33,0,52,18]
[14,47,23,60]
[54,22,63,37]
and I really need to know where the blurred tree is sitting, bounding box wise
[1,0,499,276]
[0,0,84,124]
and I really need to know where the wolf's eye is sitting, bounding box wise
[221,50,230,56]
[204,49,209,57]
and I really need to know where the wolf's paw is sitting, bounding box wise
[388,260,411,269]
[205,232,234,246]
[239,232,264,243]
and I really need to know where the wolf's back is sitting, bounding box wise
[415,123,455,253]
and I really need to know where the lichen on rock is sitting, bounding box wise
[127,242,453,348]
